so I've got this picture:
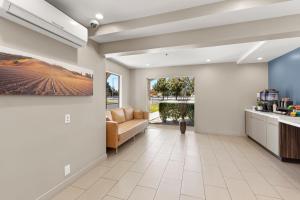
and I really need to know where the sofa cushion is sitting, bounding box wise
[118,119,148,144]
[106,110,113,121]
[111,108,126,123]
[133,110,144,119]
[124,107,134,121]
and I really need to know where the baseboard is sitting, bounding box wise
[35,153,107,200]
[196,130,246,136]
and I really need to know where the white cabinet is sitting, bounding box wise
[252,113,267,146]
[245,111,252,137]
[245,110,279,157]
[266,118,279,156]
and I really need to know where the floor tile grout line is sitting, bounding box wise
[103,129,158,200]
[220,134,283,200]
[71,167,117,199]
[211,135,235,200]
[130,129,176,200]
[235,138,286,198]
[179,133,188,199]
[51,126,300,200]
[226,136,266,199]
[117,173,144,200]
[70,185,87,191]
[254,193,281,200]
[152,132,181,200]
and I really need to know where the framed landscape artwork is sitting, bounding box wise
[0,46,93,96]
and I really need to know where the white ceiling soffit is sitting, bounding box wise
[109,37,300,69]
[240,37,300,64]
[110,42,259,68]
[46,0,223,25]
[92,0,299,43]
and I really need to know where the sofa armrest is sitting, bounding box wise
[134,110,149,120]
[106,121,119,149]
[143,112,149,120]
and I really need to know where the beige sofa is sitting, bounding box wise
[106,107,149,152]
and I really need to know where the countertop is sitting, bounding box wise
[245,109,300,128]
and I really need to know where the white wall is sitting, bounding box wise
[105,59,131,107]
[0,18,106,200]
[130,63,268,135]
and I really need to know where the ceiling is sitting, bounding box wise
[46,0,223,26]
[44,0,300,69]
[46,0,300,44]
[92,0,300,43]
[108,37,300,68]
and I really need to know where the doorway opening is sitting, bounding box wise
[148,77,195,126]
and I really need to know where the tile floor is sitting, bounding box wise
[51,125,300,200]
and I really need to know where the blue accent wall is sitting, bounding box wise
[269,47,300,104]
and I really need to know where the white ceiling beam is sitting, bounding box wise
[99,14,300,55]
[91,0,289,42]
[237,41,266,64]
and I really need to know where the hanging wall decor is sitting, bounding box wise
[0,46,93,96]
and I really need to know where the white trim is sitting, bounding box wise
[237,41,266,64]
[106,71,122,108]
[119,75,123,108]
[35,153,107,200]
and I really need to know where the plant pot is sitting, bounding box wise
[179,119,186,134]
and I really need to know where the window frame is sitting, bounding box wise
[106,72,121,109]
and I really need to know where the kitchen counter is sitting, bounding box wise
[245,108,300,162]
[245,108,300,128]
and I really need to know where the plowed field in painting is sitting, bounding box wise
[0,53,93,96]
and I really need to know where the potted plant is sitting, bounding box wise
[256,101,263,111]
[179,87,188,134]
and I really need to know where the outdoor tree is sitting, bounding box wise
[106,81,119,97]
[106,82,112,96]
[170,77,184,100]
[182,77,194,96]
[153,78,169,100]
[152,77,194,100]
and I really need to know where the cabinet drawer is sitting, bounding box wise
[252,113,266,121]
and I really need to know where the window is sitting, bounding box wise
[106,72,120,109]
[148,77,195,126]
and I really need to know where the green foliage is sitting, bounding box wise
[150,103,159,113]
[152,77,195,99]
[186,104,194,123]
[169,78,184,100]
[106,81,112,96]
[170,104,181,121]
[106,81,119,96]
[158,103,171,122]
[153,78,170,100]
[106,73,119,97]
[159,102,194,122]
[182,77,194,96]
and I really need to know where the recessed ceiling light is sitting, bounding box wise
[206,59,211,63]
[95,13,104,20]
[70,20,77,26]
[146,64,150,66]
[257,57,263,61]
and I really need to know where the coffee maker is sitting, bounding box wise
[278,97,293,112]
[259,89,279,112]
